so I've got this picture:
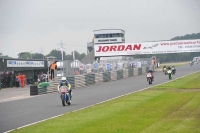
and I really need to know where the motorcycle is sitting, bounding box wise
[190,61,193,66]
[58,86,71,106]
[146,72,153,84]
[172,67,176,75]
[167,70,172,80]
[163,68,167,75]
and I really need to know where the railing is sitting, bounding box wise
[56,58,152,77]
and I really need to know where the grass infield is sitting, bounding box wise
[12,72,200,133]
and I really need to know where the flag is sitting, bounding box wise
[60,48,64,60]
[42,54,44,59]
[72,47,75,61]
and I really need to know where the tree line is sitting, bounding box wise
[0,50,86,61]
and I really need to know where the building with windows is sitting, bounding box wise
[85,29,125,60]
[93,29,125,44]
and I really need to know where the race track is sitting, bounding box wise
[0,64,199,133]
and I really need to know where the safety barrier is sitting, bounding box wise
[67,76,75,89]
[138,68,142,75]
[134,68,138,76]
[128,68,134,77]
[123,69,128,78]
[31,66,150,95]
[110,71,117,81]
[74,75,86,88]
[103,72,111,82]
[47,81,58,93]
[30,85,47,95]
[85,74,95,86]
[117,70,123,80]
[95,73,103,84]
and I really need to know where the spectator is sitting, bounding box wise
[132,63,134,68]
[34,72,38,84]
[15,74,20,87]
[18,73,22,87]
[10,73,14,88]
[6,75,10,88]
[39,72,45,82]
[74,69,80,75]
[152,58,156,68]
[49,61,57,80]
[21,73,25,88]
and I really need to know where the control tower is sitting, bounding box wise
[84,29,125,61]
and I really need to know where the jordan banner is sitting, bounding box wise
[94,39,200,56]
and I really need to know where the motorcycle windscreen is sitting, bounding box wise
[147,73,152,77]
[60,86,68,93]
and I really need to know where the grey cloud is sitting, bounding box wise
[0,0,199,57]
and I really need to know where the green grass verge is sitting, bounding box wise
[12,72,200,133]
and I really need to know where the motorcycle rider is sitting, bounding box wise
[190,61,194,66]
[58,77,72,100]
[147,69,154,81]
[171,65,176,72]
[167,66,171,70]
[163,65,167,73]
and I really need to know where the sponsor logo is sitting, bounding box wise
[96,44,141,52]
[143,44,159,49]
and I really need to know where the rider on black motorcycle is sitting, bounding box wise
[171,65,176,74]
[58,77,72,100]
[167,66,171,70]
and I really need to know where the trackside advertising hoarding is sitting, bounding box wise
[7,60,44,67]
[94,39,200,57]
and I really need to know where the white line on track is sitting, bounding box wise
[4,70,200,133]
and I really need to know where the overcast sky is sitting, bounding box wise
[0,0,200,58]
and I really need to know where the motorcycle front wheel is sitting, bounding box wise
[148,78,152,84]
[169,74,172,80]
[61,95,66,106]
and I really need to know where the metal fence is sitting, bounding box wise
[56,58,152,77]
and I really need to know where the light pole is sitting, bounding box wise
[30,51,32,59]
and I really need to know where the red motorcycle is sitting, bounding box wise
[146,72,153,84]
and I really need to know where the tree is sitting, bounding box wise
[0,53,12,58]
[65,54,73,60]
[70,50,86,60]
[18,52,31,59]
[32,53,45,59]
[46,49,66,60]
[171,33,200,40]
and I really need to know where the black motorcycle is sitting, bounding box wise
[172,67,176,75]
[190,61,193,66]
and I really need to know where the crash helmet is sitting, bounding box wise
[61,77,67,83]
[148,69,153,73]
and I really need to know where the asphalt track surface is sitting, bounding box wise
[0,64,199,133]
